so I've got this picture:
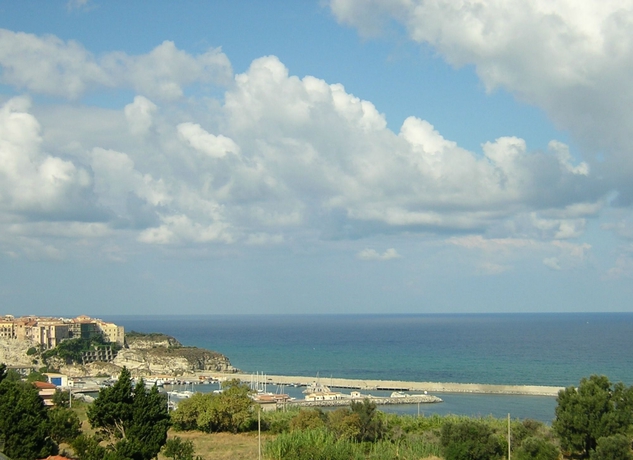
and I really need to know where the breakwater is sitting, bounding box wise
[209,373,564,397]
[291,395,442,407]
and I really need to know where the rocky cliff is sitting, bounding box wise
[1,332,236,378]
[113,345,234,376]
[0,338,40,368]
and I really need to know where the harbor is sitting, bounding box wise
[215,373,565,397]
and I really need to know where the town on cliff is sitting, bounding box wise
[0,314,236,377]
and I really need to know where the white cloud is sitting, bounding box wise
[448,235,591,272]
[329,0,633,202]
[0,30,232,99]
[102,41,233,100]
[66,0,91,11]
[357,248,401,260]
[478,262,511,275]
[0,32,610,258]
[543,257,562,270]
[138,214,233,245]
[0,97,94,217]
[177,122,240,158]
[124,96,157,136]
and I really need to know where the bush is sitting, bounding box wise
[162,436,202,460]
[441,419,505,460]
[289,409,326,431]
[170,379,255,433]
[590,434,633,460]
[515,436,560,460]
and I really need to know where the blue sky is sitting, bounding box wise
[0,0,632,315]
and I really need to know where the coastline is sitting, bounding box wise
[206,372,564,397]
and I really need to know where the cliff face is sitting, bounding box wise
[125,333,182,350]
[113,332,236,376]
[0,333,236,378]
[113,346,234,376]
[0,338,39,368]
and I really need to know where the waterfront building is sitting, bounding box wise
[0,314,125,349]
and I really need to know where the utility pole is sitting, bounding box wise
[258,405,261,460]
[507,413,511,460]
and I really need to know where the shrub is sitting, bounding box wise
[515,436,560,460]
[590,434,633,460]
[441,419,504,460]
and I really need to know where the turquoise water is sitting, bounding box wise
[108,313,633,423]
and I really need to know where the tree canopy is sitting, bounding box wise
[171,379,255,433]
[553,374,633,457]
[441,419,504,460]
[0,377,58,460]
[85,367,170,460]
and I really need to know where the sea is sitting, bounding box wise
[105,313,633,424]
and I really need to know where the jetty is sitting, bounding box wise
[210,373,563,397]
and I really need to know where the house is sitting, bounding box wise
[32,381,57,406]
[304,391,344,402]
[44,373,68,388]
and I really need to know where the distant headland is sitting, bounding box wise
[0,314,237,377]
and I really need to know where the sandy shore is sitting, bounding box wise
[202,372,564,397]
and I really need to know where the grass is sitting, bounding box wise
[157,430,268,460]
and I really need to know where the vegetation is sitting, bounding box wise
[4,362,633,460]
[170,379,255,433]
[440,419,505,460]
[553,374,633,458]
[0,373,58,459]
[81,367,171,460]
[162,436,203,460]
[42,335,121,364]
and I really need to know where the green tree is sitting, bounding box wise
[327,408,361,441]
[290,409,327,431]
[553,375,633,457]
[515,436,560,460]
[88,367,135,439]
[25,370,47,382]
[72,434,108,460]
[48,406,82,444]
[126,380,171,460]
[590,434,633,460]
[350,398,384,442]
[52,388,70,408]
[170,379,254,433]
[441,419,504,460]
[87,367,170,460]
[0,363,6,384]
[0,378,57,460]
[162,436,202,460]
[212,379,255,432]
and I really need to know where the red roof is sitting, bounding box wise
[33,381,57,389]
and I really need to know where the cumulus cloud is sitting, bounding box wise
[177,122,240,158]
[0,31,611,262]
[221,56,599,238]
[329,0,633,203]
[543,257,562,270]
[357,248,401,260]
[124,96,157,136]
[0,97,95,219]
[0,30,232,99]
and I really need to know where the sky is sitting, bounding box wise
[1,0,633,315]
